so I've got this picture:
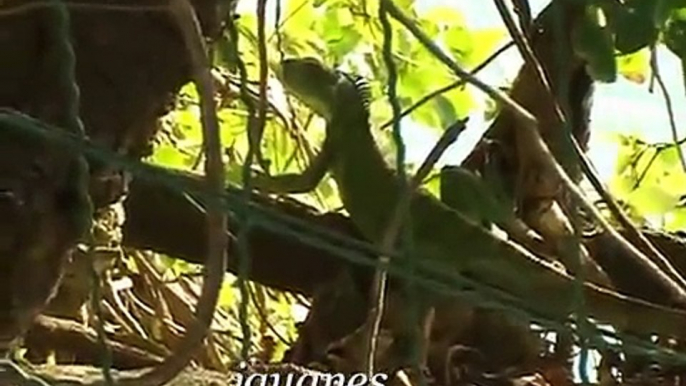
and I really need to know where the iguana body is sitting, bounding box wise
[254,58,686,362]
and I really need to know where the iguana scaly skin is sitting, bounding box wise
[254,58,686,361]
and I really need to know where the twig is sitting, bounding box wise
[367,2,464,377]
[230,3,256,364]
[388,0,686,305]
[118,0,228,385]
[511,0,532,36]
[493,0,554,97]
[379,41,515,130]
[650,45,686,171]
[633,147,659,190]
[248,284,293,346]
[88,245,115,386]
[365,0,405,376]
[376,119,468,268]
[518,0,686,304]
[383,0,537,126]
[254,0,270,169]
[494,3,591,380]
[365,114,467,375]
[273,0,285,63]
[411,120,469,188]
[0,360,52,386]
[496,0,686,297]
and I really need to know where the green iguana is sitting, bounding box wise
[253,58,686,366]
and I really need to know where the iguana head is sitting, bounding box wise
[279,58,339,120]
[278,58,370,121]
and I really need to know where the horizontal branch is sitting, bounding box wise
[121,171,686,312]
[122,173,367,297]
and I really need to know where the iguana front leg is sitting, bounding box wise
[439,165,540,245]
[252,135,334,194]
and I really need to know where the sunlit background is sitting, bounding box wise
[238,0,686,183]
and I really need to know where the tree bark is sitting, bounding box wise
[121,170,686,306]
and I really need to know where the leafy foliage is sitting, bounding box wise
[572,4,617,82]
[611,135,686,231]
[142,0,686,362]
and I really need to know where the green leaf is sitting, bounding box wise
[467,29,508,68]
[316,5,367,60]
[324,22,363,58]
[613,134,644,173]
[280,33,328,58]
[617,49,650,84]
[628,183,680,215]
[218,280,237,307]
[394,0,416,12]
[610,133,686,219]
[655,0,686,27]
[151,143,187,169]
[657,145,685,168]
[433,94,457,129]
[279,0,328,57]
[422,172,441,198]
[607,0,659,54]
[443,86,473,119]
[285,0,318,25]
[419,5,465,38]
[572,6,617,82]
[412,102,441,129]
[443,26,473,63]
[664,7,686,58]
[397,60,445,100]
[666,207,686,231]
